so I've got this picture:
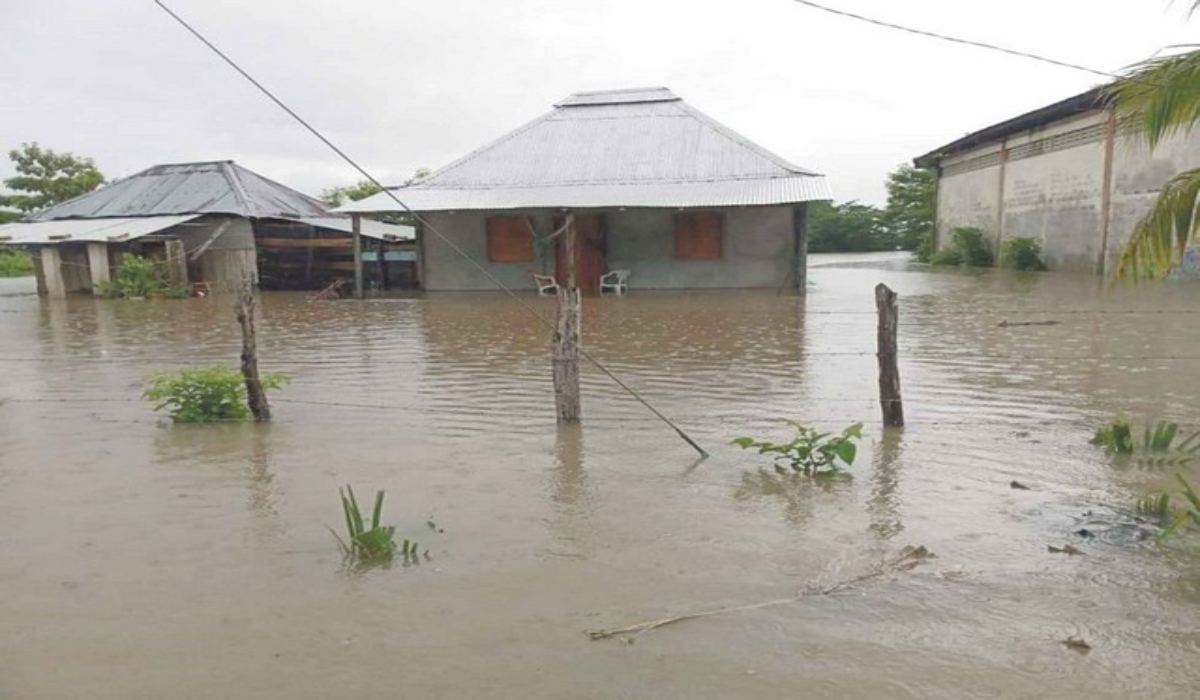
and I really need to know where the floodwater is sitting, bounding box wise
[3,253,1200,698]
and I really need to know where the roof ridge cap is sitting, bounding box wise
[220,161,253,216]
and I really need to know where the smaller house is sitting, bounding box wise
[341,87,830,292]
[0,161,415,297]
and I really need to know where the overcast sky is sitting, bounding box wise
[2,0,1196,205]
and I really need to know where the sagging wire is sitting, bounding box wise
[152,0,709,458]
[790,0,1121,80]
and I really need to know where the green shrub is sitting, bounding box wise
[0,249,34,277]
[144,366,289,423]
[97,254,187,298]
[733,421,863,477]
[912,234,933,263]
[930,227,993,267]
[1000,237,1048,271]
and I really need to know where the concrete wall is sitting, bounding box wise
[420,206,797,291]
[933,108,1200,274]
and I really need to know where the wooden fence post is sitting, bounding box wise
[875,283,904,427]
[553,214,581,423]
[237,276,271,421]
[352,214,364,299]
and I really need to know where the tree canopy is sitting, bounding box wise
[883,165,935,252]
[806,164,934,254]
[0,143,105,218]
[319,179,382,208]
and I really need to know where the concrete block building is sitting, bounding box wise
[341,87,830,291]
[915,87,1200,274]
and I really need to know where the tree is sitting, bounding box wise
[319,168,432,209]
[807,200,893,252]
[882,165,935,251]
[0,143,105,217]
[319,179,382,209]
[1109,1,1200,279]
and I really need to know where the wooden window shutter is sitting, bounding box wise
[674,212,723,260]
[486,216,534,263]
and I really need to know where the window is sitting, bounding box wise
[486,216,534,263]
[673,211,723,260]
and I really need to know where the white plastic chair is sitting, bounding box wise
[598,269,630,295]
[532,273,559,295]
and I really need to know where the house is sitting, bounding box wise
[339,87,830,292]
[0,161,415,297]
[914,86,1200,274]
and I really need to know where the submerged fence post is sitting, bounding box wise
[236,276,271,421]
[553,214,581,423]
[875,283,904,427]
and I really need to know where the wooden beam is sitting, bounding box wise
[256,237,353,249]
[352,214,364,299]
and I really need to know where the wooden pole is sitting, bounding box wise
[236,276,271,421]
[553,214,581,423]
[875,283,904,427]
[351,214,364,299]
[794,203,809,294]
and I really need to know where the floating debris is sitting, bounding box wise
[1048,544,1085,556]
[1061,636,1092,653]
[1010,480,1031,490]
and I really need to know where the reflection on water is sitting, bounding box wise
[4,253,1200,698]
[868,428,904,540]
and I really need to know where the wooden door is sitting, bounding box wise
[554,214,606,291]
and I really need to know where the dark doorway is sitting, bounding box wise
[554,214,606,292]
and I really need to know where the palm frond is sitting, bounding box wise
[1109,49,1200,149]
[1113,167,1200,279]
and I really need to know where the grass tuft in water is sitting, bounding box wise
[331,486,425,567]
[1158,474,1200,542]
[1091,416,1200,458]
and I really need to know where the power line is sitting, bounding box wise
[791,0,1122,80]
[152,0,708,458]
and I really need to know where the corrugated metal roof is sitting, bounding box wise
[344,178,831,212]
[340,87,828,213]
[0,215,200,245]
[913,87,1109,167]
[555,86,681,107]
[29,161,328,221]
[298,217,414,241]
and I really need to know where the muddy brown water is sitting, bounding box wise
[3,253,1200,698]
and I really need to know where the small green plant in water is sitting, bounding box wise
[1157,475,1200,541]
[1091,416,1200,466]
[733,421,863,477]
[144,366,289,423]
[331,486,424,565]
[1136,493,1172,519]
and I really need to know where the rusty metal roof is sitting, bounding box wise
[341,87,829,213]
[29,161,328,221]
